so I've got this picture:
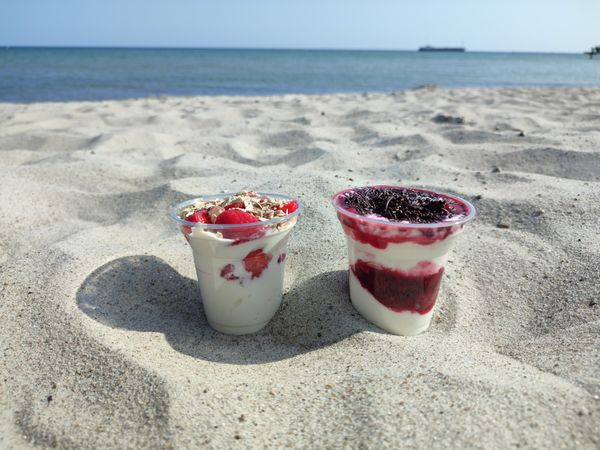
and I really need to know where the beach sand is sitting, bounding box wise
[1,87,599,449]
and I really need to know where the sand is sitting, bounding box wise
[0,87,599,449]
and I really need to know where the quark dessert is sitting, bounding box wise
[170,191,301,335]
[332,186,475,335]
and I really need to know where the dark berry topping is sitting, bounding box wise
[343,187,458,224]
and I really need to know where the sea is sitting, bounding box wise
[1,47,599,102]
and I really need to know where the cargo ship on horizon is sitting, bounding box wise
[418,46,465,52]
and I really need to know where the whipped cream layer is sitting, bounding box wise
[347,232,460,271]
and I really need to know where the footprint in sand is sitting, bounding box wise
[441,129,534,145]
[262,129,313,148]
[473,197,549,234]
[224,132,326,167]
[375,134,431,149]
[480,147,600,182]
[0,132,97,152]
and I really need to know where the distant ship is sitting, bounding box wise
[584,45,600,58]
[418,46,465,52]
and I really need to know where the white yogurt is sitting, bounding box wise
[186,223,295,335]
[347,236,457,271]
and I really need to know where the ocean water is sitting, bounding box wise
[1,47,599,102]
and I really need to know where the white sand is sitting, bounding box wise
[1,87,599,449]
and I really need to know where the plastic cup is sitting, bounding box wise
[332,186,475,336]
[169,193,302,335]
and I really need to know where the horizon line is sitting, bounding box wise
[0,44,585,55]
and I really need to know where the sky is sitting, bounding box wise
[0,0,598,53]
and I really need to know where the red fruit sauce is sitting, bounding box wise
[338,214,459,249]
[351,260,443,314]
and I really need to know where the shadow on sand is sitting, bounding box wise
[77,255,378,364]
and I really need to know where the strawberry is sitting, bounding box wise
[215,209,264,240]
[215,210,259,224]
[220,263,239,281]
[278,200,299,215]
[224,202,245,210]
[185,209,211,224]
[243,249,272,279]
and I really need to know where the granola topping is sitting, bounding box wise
[179,191,299,232]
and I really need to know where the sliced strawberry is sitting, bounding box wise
[216,209,264,240]
[220,263,239,281]
[278,200,299,215]
[224,202,245,210]
[215,209,259,224]
[243,249,272,279]
[185,209,211,224]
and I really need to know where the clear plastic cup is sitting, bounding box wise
[169,193,302,335]
[332,186,475,336]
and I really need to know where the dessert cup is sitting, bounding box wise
[170,193,302,335]
[332,186,475,336]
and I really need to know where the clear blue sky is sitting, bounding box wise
[1,0,598,53]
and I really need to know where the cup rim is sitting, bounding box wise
[169,192,303,229]
[331,185,476,229]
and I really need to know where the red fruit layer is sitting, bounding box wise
[339,214,459,249]
[243,249,272,279]
[351,260,443,314]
